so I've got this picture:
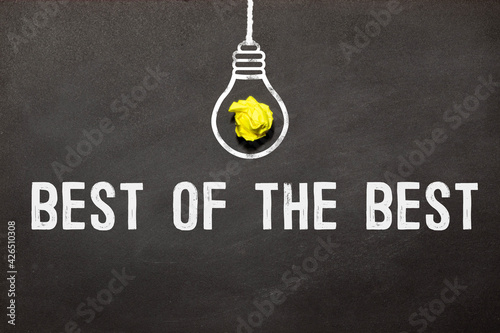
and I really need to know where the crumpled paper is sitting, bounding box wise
[228,96,273,141]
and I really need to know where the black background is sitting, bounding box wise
[1,0,500,332]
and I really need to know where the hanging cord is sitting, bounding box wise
[246,0,253,44]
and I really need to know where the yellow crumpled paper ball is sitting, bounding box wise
[228,96,273,141]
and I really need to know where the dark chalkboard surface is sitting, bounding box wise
[1,1,500,332]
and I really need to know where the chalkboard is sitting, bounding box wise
[1,1,500,332]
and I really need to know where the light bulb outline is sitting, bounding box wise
[211,41,289,159]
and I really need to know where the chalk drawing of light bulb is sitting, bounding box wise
[211,0,289,159]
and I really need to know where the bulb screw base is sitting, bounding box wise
[232,41,266,79]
